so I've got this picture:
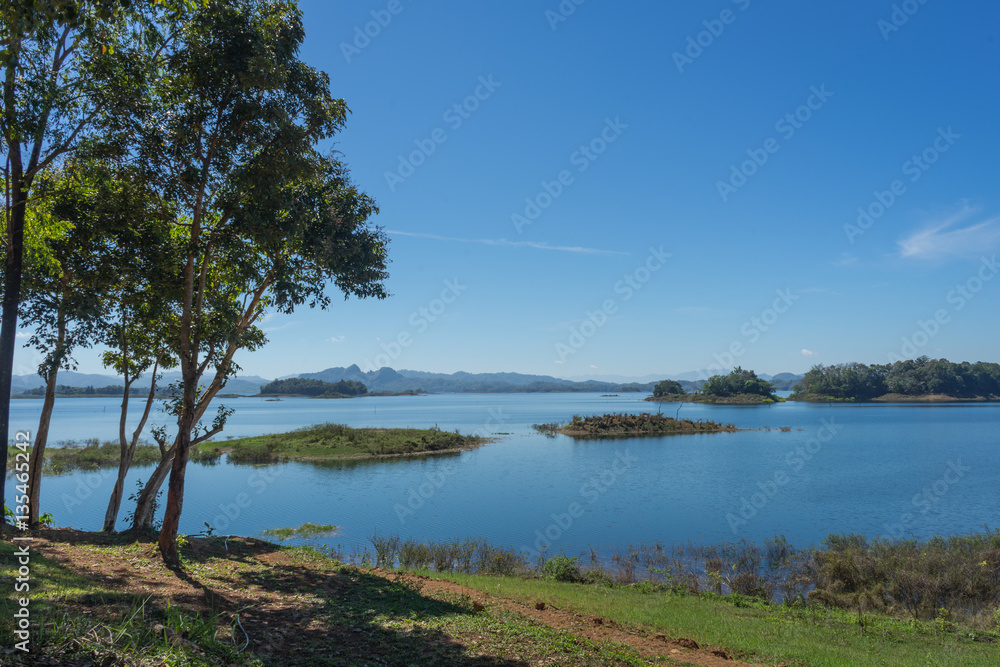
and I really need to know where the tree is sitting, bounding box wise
[652,379,683,396]
[702,367,776,399]
[17,157,137,526]
[0,0,175,524]
[111,0,389,565]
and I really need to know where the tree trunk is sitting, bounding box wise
[132,440,175,530]
[27,364,59,527]
[0,147,27,522]
[103,447,136,532]
[158,416,194,567]
[104,358,160,532]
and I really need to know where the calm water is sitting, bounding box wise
[9,393,1000,558]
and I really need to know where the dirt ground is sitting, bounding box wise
[24,529,772,667]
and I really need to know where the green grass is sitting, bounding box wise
[0,539,262,666]
[0,535,676,666]
[262,523,338,540]
[5,439,164,475]
[195,422,487,463]
[422,571,1000,666]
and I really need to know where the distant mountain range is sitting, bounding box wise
[297,365,664,394]
[10,366,804,396]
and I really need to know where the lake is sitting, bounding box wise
[9,393,1000,559]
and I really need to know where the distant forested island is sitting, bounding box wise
[646,367,782,404]
[258,378,368,398]
[788,357,1000,402]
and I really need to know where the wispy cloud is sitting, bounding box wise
[801,349,817,357]
[387,230,628,256]
[15,331,30,339]
[329,335,345,343]
[898,205,1000,259]
[832,253,858,267]
[263,322,297,333]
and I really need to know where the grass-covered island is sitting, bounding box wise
[8,424,488,474]
[645,368,782,405]
[537,412,741,437]
[195,422,487,464]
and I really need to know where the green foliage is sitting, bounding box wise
[702,367,777,399]
[652,379,683,396]
[808,530,1000,621]
[793,357,1000,401]
[542,554,582,582]
[262,523,338,540]
[558,412,737,436]
[259,377,366,397]
[125,478,161,531]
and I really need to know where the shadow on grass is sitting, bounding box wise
[3,529,529,666]
[215,555,529,665]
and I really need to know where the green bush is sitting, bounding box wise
[542,554,582,582]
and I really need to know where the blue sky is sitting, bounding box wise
[18,0,1000,380]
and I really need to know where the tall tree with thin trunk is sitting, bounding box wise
[114,0,389,565]
[101,310,173,532]
[18,156,143,526]
[0,0,146,523]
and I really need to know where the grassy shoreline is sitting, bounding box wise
[5,528,1000,666]
[644,393,782,405]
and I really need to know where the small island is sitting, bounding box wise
[645,368,782,405]
[542,412,741,437]
[194,422,487,463]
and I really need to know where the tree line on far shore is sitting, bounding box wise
[791,357,1000,401]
